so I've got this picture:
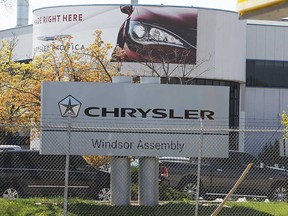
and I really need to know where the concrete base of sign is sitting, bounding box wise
[139,76,160,206]
[111,76,132,206]
[111,157,131,206]
[139,157,159,206]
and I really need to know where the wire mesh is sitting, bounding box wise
[0,124,287,216]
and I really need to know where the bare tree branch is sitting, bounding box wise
[126,44,213,84]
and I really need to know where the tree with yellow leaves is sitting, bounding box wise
[0,30,125,168]
[0,30,123,124]
[0,38,34,125]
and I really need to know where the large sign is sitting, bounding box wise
[33,5,197,64]
[41,82,229,157]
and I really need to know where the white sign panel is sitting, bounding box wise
[41,82,229,157]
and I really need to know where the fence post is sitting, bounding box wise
[195,119,204,216]
[111,76,131,206]
[63,115,71,216]
[139,76,159,206]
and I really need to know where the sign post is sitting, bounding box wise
[57,95,81,215]
[111,76,131,206]
[195,119,204,216]
[63,115,71,216]
[139,77,160,206]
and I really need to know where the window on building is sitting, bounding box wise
[246,59,288,88]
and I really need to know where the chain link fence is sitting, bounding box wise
[0,124,288,215]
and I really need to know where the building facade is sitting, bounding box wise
[0,5,286,155]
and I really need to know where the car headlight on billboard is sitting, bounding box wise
[130,21,185,48]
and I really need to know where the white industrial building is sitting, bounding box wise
[0,3,287,156]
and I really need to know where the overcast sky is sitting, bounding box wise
[0,0,237,31]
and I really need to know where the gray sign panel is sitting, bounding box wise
[41,81,229,157]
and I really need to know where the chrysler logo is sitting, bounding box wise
[58,95,81,117]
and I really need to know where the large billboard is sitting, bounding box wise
[41,82,229,157]
[33,5,197,64]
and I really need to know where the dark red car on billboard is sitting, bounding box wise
[115,5,198,64]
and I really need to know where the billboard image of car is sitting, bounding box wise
[33,5,198,65]
[115,6,197,64]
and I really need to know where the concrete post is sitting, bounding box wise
[139,76,160,206]
[111,76,132,206]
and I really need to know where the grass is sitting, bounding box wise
[0,198,287,216]
[226,201,288,216]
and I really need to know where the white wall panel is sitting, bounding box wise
[256,26,266,60]
[284,29,288,60]
[245,87,285,155]
[245,87,282,123]
[0,25,33,60]
[279,89,288,113]
[264,27,275,60]
[194,9,216,79]
[247,22,288,61]
[246,25,257,59]
[254,89,266,119]
[219,11,246,82]
[197,10,246,82]
[274,27,285,61]
[14,33,33,60]
[264,89,280,120]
